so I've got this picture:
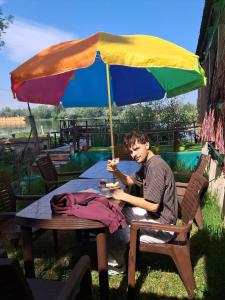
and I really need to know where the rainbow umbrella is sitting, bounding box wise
[11,32,206,157]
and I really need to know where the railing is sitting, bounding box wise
[50,118,201,150]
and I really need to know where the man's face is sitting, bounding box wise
[128,140,149,163]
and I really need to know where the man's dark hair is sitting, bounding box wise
[123,131,150,149]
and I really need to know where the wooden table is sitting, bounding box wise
[79,160,140,179]
[16,179,109,300]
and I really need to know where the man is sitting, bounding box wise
[106,131,178,273]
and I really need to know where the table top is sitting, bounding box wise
[16,179,107,230]
[79,160,140,179]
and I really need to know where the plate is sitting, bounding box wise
[99,188,113,199]
[108,185,121,190]
[103,194,114,199]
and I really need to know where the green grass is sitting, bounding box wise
[11,132,31,138]
[184,143,202,152]
[170,160,193,173]
[2,191,225,300]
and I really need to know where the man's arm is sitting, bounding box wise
[112,169,135,186]
[107,159,135,186]
[112,189,159,213]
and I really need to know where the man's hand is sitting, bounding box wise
[112,188,126,200]
[107,159,119,173]
[107,159,135,187]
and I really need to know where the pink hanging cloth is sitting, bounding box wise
[208,108,215,142]
[215,114,225,154]
[200,111,208,142]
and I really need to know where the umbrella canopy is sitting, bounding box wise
[11,32,206,106]
[10,32,206,157]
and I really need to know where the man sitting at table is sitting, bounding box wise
[107,130,178,275]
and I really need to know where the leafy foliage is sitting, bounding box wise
[0,8,13,48]
[0,106,28,117]
[0,97,198,126]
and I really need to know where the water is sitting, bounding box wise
[0,119,60,138]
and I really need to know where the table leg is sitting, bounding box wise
[21,226,35,278]
[96,228,109,300]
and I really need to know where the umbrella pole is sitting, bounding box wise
[106,64,115,159]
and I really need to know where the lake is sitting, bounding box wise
[0,119,60,138]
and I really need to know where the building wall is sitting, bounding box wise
[198,6,225,220]
[208,159,225,211]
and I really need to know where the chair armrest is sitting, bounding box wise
[57,255,92,300]
[130,220,192,242]
[131,220,192,234]
[57,170,83,176]
[15,195,43,201]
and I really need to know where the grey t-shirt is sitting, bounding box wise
[132,155,178,224]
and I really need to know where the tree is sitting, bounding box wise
[0,8,13,48]
[51,104,65,120]
[179,103,198,124]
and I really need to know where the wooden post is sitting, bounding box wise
[27,115,40,154]
[173,130,179,152]
[27,104,40,154]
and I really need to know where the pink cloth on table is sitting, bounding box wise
[50,192,127,233]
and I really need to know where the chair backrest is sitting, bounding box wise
[35,155,58,183]
[0,256,92,300]
[195,154,210,175]
[0,171,16,212]
[0,258,34,300]
[180,173,208,225]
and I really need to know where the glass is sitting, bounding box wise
[114,157,120,165]
[99,179,107,188]
[99,187,112,198]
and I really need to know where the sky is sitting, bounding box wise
[0,0,205,109]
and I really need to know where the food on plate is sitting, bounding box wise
[106,181,120,189]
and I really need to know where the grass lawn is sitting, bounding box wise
[3,191,225,300]
[152,143,202,153]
